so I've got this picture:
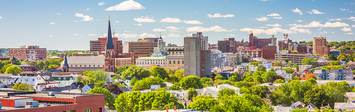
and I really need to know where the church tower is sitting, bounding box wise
[62,54,69,72]
[104,15,116,72]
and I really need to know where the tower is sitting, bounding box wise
[62,54,69,72]
[11,56,16,64]
[105,15,116,72]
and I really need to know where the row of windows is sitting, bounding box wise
[70,65,104,67]
[169,61,184,64]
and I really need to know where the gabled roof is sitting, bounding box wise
[58,85,79,91]
[85,84,95,89]
[72,82,85,89]
[119,87,131,92]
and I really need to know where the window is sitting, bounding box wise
[182,61,184,64]
[178,61,180,64]
[173,61,175,64]
[99,107,103,112]
[69,110,76,112]
[169,61,171,64]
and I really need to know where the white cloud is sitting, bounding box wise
[307,9,325,14]
[88,34,97,36]
[74,20,78,22]
[50,22,55,25]
[75,13,94,21]
[134,23,142,26]
[352,25,355,27]
[183,20,202,24]
[273,17,282,19]
[289,21,349,28]
[105,0,145,11]
[207,13,234,18]
[98,2,105,6]
[259,26,268,28]
[345,33,354,35]
[340,8,348,11]
[296,20,302,22]
[341,27,352,31]
[153,28,166,32]
[255,16,269,21]
[86,8,90,11]
[240,27,312,35]
[73,34,79,36]
[107,33,138,38]
[344,16,355,21]
[133,16,155,22]
[266,23,281,27]
[186,26,233,32]
[114,21,118,23]
[267,13,280,17]
[319,31,328,34]
[49,35,53,37]
[166,26,180,32]
[160,17,182,23]
[292,8,303,15]
[56,13,61,15]
[168,34,181,38]
[139,33,156,38]
[227,34,235,37]
[329,18,342,21]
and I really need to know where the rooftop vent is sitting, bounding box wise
[48,92,55,96]
[25,101,39,108]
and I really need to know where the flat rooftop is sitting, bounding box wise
[0,90,99,99]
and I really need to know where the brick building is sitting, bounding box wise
[236,46,262,58]
[275,51,313,65]
[313,36,329,56]
[0,90,105,112]
[248,32,272,48]
[9,45,46,61]
[90,37,122,55]
[123,38,161,56]
[262,46,277,60]
[218,38,237,53]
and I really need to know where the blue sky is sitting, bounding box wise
[0,0,354,50]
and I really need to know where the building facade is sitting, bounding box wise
[8,45,46,61]
[248,32,272,48]
[236,46,262,58]
[123,39,159,56]
[90,37,123,55]
[313,36,329,56]
[164,46,184,55]
[275,52,313,65]
[218,38,237,53]
[315,69,353,80]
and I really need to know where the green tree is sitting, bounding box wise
[13,83,33,91]
[303,86,329,108]
[256,65,266,72]
[122,65,150,80]
[187,95,219,111]
[273,79,284,83]
[133,77,166,90]
[214,74,224,80]
[273,60,283,66]
[188,88,197,100]
[262,71,276,83]
[106,83,122,95]
[169,82,180,90]
[284,59,289,64]
[168,75,178,83]
[150,66,168,79]
[284,67,294,74]
[88,87,116,110]
[95,81,106,88]
[130,77,138,86]
[201,77,213,87]
[330,60,340,65]
[241,86,270,98]
[36,61,44,70]
[228,75,239,82]
[81,70,108,84]
[179,75,203,90]
[5,65,22,75]
[174,69,184,81]
[302,58,318,67]
[217,88,235,99]
[210,94,272,112]
[116,65,129,75]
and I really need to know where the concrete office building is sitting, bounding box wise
[123,37,164,56]
[184,32,211,77]
[218,38,237,53]
[275,51,313,65]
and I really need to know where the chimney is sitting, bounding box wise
[166,106,168,112]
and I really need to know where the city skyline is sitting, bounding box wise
[0,0,355,50]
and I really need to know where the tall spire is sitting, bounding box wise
[63,54,69,68]
[105,14,115,56]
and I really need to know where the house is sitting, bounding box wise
[82,84,95,93]
[275,70,292,80]
[59,84,81,93]
[291,101,305,109]
[218,84,240,95]
[52,75,78,87]
[36,73,59,91]
[346,92,355,102]
[299,65,312,73]
[334,102,355,111]
[305,103,316,111]
[72,82,85,89]
[150,85,161,91]
[273,106,292,112]
[196,86,220,98]
[164,82,173,90]
[249,65,258,72]
[168,90,188,101]
[119,87,131,93]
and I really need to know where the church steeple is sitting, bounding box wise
[105,15,115,56]
[62,54,69,72]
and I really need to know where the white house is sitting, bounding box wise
[218,84,240,95]
[168,90,188,101]
[276,70,292,80]
[164,82,174,90]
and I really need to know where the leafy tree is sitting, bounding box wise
[273,79,284,83]
[173,69,184,81]
[214,74,224,80]
[122,65,150,80]
[80,70,108,84]
[330,60,340,65]
[36,61,44,70]
[188,88,197,100]
[88,87,116,110]
[241,86,270,98]
[291,108,309,112]
[302,58,318,67]
[303,86,329,108]
[168,75,178,83]
[210,94,272,112]
[106,84,123,95]
[187,95,219,111]
[5,65,22,75]
[163,77,169,82]
[256,65,266,72]
[13,83,33,91]
[210,73,216,81]
[201,77,213,87]
[216,80,232,85]
[262,71,276,83]
[169,82,180,90]
[234,81,255,88]
[228,75,239,82]
[116,65,129,75]
[179,75,203,90]
[94,81,106,88]
[133,77,166,90]
[273,60,283,66]
[217,88,235,99]
[284,67,294,74]
[284,59,289,64]
[167,69,174,75]
[115,91,183,112]
[130,77,138,86]
[112,75,120,81]
[243,57,249,62]
[150,66,168,79]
